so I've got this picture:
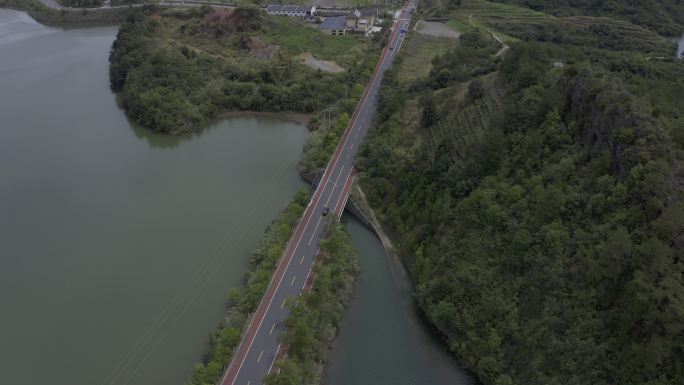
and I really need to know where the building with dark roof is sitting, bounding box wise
[319,16,347,36]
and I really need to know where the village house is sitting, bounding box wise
[345,8,378,33]
[319,16,347,36]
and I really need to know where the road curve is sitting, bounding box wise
[219,3,416,385]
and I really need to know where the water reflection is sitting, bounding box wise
[324,215,473,385]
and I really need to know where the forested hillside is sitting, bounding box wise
[356,1,684,384]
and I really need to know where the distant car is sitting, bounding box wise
[401,29,407,33]
[389,46,394,50]
[322,206,330,216]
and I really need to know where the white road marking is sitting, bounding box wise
[281,298,286,309]
[257,350,263,363]
[325,166,346,206]
[308,216,324,245]
[332,170,354,217]
[290,275,296,286]
[266,343,282,375]
[300,255,305,264]
[270,322,276,335]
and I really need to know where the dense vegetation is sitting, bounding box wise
[353,2,684,384]
[265,224,359,385]
[187,191,309,385]
[109,6,378,134]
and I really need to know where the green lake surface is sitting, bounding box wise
[0,9,307,385]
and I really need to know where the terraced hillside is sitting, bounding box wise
[425,0,674,55]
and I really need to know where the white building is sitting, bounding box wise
[266,4,316,18]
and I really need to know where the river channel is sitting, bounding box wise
[324,216,473,385]
[0,9,307,385]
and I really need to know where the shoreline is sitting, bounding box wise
[0,0,133,27]
[219,110,314,128]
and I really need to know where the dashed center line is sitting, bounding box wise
[281,298,287,309]
[257,350,263,363]
[300,255,305,264]
[308,216,324,245]
[290,275,296,286]
[270,322,276,335]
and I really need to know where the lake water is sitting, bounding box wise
[0,9,307,385]
[325,216,474,385]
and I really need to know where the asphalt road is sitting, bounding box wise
[220,3,415,385]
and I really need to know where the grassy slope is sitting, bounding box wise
[397,31,455,84]
[260,16,366,66]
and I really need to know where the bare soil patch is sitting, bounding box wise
[416,20,461,39]
[296,52,345,73]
